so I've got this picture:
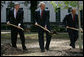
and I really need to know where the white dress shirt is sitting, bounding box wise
[14,9,21,26]
[14,9,17,19]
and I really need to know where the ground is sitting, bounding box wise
[1,31,83,56]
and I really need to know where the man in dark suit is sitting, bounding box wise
[7,2,27,51]
[63,8,78,48]
[34,2,51,52]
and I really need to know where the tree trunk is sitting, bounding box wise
[77,1,82,49]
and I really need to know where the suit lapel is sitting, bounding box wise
[42,10,45,17]
[40,10,45,18]
[16,9,19,19]
[12,9,16,19]
[37,10,40,17]
[70,14,73,21]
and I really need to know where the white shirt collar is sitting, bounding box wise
[14,9,17,18]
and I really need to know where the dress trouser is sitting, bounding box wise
[67,29,78,47]
[38,26,51,50]
[11,27,26,49]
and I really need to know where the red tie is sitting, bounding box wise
[73,15,75,21]
[41,11,43,17]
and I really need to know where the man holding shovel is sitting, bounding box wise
[34,2,51,52]
[63,8,79,49]
[7,2,27,51]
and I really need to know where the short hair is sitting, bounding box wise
[14,2,20,6]
[38,2,45,7]
[71,8,76,12]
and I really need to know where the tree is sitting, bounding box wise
[23,1,30,6]
[30,1,38,24]
[1,1,5,8]
[7,1,14,8]
[77,1,82,49]
[49,1,83,49]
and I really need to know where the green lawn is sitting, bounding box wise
[1,33,83,39]
[1,32,67,39]
[1,32,83,40]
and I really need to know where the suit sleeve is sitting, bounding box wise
[34,11,38,24]
[63,15,68,27]
[6,9,11,22]
[75,15,79,28]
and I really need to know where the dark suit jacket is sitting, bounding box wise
[7,8,24,28]
[34,9,50,29]
[63,13,78,28]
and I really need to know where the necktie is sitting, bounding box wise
[73,15,75,21]
[41,11,43,17]
[16,11,17,18]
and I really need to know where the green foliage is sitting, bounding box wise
[50,25,66,32]
[69,1,78,7]
[24,1,29,6]
[50,1,58,12]
[49,1,83,12]
[7,1,14,8]
[1,1,5,8]
[1,24,11,30]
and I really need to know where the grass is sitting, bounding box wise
[52,33,69,39]
[1,32,83,40]
[1,33,11,39]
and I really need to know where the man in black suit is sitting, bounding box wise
[34,2,51,52]
[63,8,78,48]
[7,2,27,51]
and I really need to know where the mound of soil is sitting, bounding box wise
[1,43,23,55]
[63,48,83,56]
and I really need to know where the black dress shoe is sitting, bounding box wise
[23,48,28,51]
[12,46,17,48]
[23,46,27,50]
[45,48,49,51]
[70,44,75,48]
[72,45,75,48]
[41,50,45,52]
[70,43,72,46]
[45,47,49,51]
[23,48,28,52]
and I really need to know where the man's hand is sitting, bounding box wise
[18,25,21,29]
[45,25,47,29]
[18,23,21,28]
[66,26,69,28]
[80,28,83,32]
[7,21,10,25]
[35,22,38,26]
[18,23,21,26]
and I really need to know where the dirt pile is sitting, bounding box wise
[63,48,83,56]
[1,43,23,55]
